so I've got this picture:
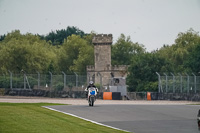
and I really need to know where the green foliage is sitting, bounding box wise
[0,75,38,89]
[0,34,6,41]
[67,82,74,89]
[59,34,94,74]
[127,28,200,92]
[143,82,158,92]
[157,28,200,72]
[184,42,200,73]
[0,30,58,73]
[0,75,9,88]
[111,34,145,65]
[127,52,171,92]
[0,29,93,75]
[26,76,38,89]
[54,82,64,91]
[44,26,85,45]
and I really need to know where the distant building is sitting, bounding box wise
[87,34,129,90]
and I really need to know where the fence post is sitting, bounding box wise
[37,71,40,90]
[185,73,189,94]
[156,72,162,93]
[49,71,52,97]
[21,70,26,89]
[192,73,196,93]
[178,73,182,93]
[74,72,78,88]
[21,70,31,89]
[170,72,175,93]
[62,71,66,89]
[8,70,12,89]
[163,73,168,93]
[24,73,26,89]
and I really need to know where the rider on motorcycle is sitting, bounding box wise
[85,81,98,98]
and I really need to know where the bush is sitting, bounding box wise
[144,82,158,92]
[0,75,38,89]
[54,82,64,91]
[67,82,74,89]
[0,76,9,88]
[27,77,38,89]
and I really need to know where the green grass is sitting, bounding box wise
[0,103,127,133]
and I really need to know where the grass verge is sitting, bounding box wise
[0,103,127,133]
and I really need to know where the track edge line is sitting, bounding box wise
[42,106,130,132]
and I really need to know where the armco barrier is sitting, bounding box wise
[151,92,158,100]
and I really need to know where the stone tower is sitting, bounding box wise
[93,34,112,72]
[87,34,128,88]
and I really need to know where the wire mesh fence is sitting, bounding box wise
[0,72,88,98]
[159,74,200,94]
[1,72,200,101]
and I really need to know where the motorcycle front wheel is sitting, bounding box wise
[89,96,94,106]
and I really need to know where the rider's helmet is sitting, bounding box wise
[89,81,94,86]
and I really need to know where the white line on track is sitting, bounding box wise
[43,106,130,133]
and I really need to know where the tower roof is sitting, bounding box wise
[92,34,112,45]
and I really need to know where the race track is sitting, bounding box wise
[46,104,200,133]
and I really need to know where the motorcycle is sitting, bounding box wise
[87,87,97,106]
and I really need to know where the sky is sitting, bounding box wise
[0,0,200,52]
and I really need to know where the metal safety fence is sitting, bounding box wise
[156,73,200,94]
[0,72,88,98]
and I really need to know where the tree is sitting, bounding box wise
[44,26,85,45]
[0,30,58,73]
[0,34,6,41]
[58,34,94,74]
[157,28,200,72]
[184,42,200,73]
[111,34,145,65]
[127,52,172,92]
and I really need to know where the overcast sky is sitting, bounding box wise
[0,0,200,51]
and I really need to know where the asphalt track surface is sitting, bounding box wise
[47,104,200,133]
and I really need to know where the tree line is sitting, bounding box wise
[0,27,200,92]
